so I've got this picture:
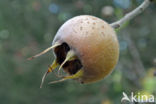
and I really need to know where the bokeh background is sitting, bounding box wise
[0,0,156,104]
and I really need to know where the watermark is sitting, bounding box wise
[121,92,155,103]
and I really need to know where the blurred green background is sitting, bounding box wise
[0,0,156,104]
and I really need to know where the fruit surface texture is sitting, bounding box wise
[52,15,119,84]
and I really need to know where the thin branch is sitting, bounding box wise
[123,32,145,78]
[110,0,153,29]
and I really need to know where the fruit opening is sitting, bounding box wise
[54,42,83,75]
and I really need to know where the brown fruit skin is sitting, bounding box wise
[53,15,119,84]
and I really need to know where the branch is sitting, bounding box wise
[123,32,145,78]
[110,0,153,29]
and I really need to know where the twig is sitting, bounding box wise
[123,32,145,78]
[110,0,153,29]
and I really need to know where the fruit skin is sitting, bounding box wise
[53,15,119,84]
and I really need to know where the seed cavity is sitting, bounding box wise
[38,42,83,87]
[54,42,83,75]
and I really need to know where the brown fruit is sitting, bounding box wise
[28,15,119,87]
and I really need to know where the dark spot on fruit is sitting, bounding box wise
[81,81,84,84]
[102,26,104,28]
[80,27,83,30]
[92,18,97,20]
